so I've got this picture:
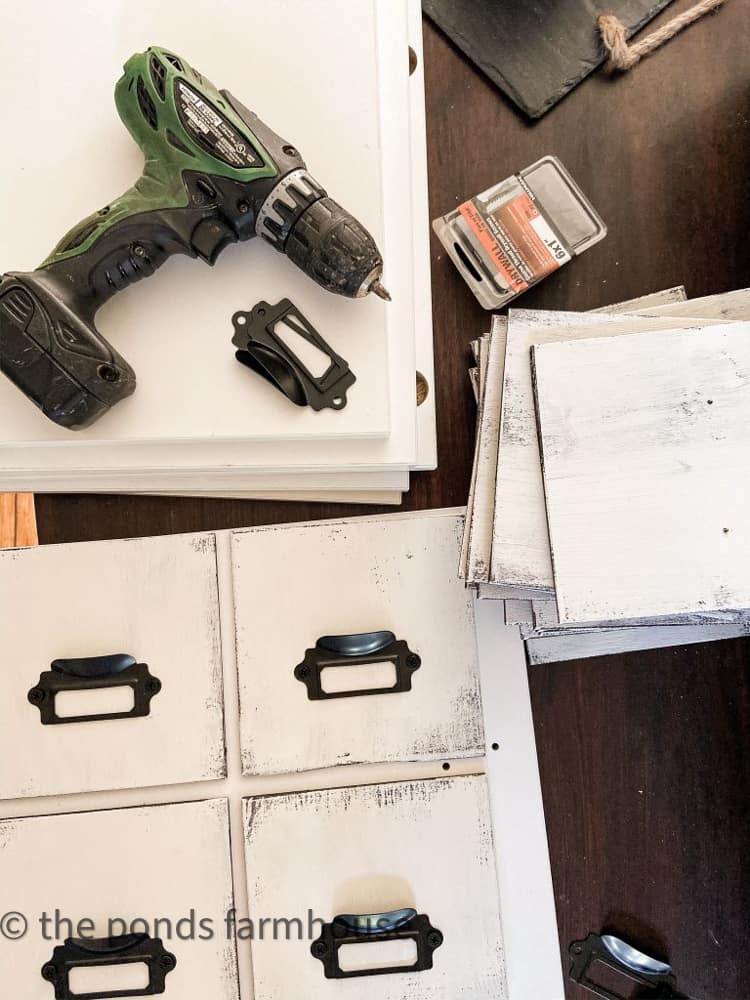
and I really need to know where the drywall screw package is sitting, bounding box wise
[433,156,607,309]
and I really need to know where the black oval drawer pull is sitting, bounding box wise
[28,654,162,725]
[311,908,443,979]
[294,631,421,700]
[41,933,176,998]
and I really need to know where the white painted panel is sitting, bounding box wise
[0,0,395,444]
[490,308,741,594]
[474,602,564,1000]
[0,0,436,483]
[0,799,238,999]
[464,320,507,583]
[525,624,750,663]
[0,534,225,799]
[232,512,485,775]
[243,776,506,999]
[533,322,750,623]
[462,289,686,591]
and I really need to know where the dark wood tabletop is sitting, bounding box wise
[35,3,750,997]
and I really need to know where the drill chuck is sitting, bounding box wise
[256,169,386,299]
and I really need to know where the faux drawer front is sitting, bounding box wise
[0,534,225,799]
[243,775,506,998]
[0,799,239,999]
[232,513,485,775]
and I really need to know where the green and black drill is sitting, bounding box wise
[0,46,390,429]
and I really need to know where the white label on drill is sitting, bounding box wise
[175,80,263,170]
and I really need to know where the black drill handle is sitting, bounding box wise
[0,204,236,428]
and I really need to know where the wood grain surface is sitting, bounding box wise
[0,493,37,548]
[33,3,750,997]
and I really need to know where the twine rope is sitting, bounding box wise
[599,0,727,71]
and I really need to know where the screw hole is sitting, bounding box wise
[282,145,299,157]
[98,364,120,383]
[257,308,266,317]
[491,742,500,751]
[707,399,714,405]
[236,316,247,326]
[442,762,451,771]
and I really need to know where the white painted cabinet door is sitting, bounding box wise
[231,513,485,775]
[0,799,238,999]
[243,775,506,999]
[0,533,225,800]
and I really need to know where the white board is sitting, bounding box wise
[0,533,225,799]
[0,0,437,488]
[533,322,750,623]
[490,308,744,594]
[0,799,239,1000]
[474,601,564,1000]
[232,512,485,775]
[0,0,402,445]
[463,320,507,582]
[243,776,506,999]
[461,288,687,589]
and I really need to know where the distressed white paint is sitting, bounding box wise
[460,333,490,577]
[462,289,687,591]
[243,776,506,999]
[463,320,508,583]
[232,512,485,775]
[525,623,750,663]
[0,799,239,999]
[533,322,750,623]
[0,507,559,1000]
[490,305,747,594]
[0,534,225,799]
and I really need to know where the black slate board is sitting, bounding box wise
[422,0,674,118]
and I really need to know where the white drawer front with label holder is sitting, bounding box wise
[0,533,226,801]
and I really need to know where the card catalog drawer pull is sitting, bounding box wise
[28,654,162,725]
[41,933,176,999]
[569,932,691,999]
[294,632,421,701]
[310,908,443,979]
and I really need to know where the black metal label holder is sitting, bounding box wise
[232,298,356,411]
[294,631,421,700]
[41,933,176,999]
[310,908,443,980]
[569,932,691,1000]
[28,654,162,725]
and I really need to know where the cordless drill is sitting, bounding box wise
[0,47,390,429]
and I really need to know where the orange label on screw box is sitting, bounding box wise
[458,192,571,294]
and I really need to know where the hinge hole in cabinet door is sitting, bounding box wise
[339,939,418,973]
[320,661,397,695]
[55,686,135,720]
[69,962,150,995]
[408,46,418,75]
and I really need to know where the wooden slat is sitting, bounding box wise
[0,494,37,548]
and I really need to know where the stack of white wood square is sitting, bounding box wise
[461,288,750,662]
[0,0,434,505]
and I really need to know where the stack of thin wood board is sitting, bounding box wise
[461,287,750,663]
